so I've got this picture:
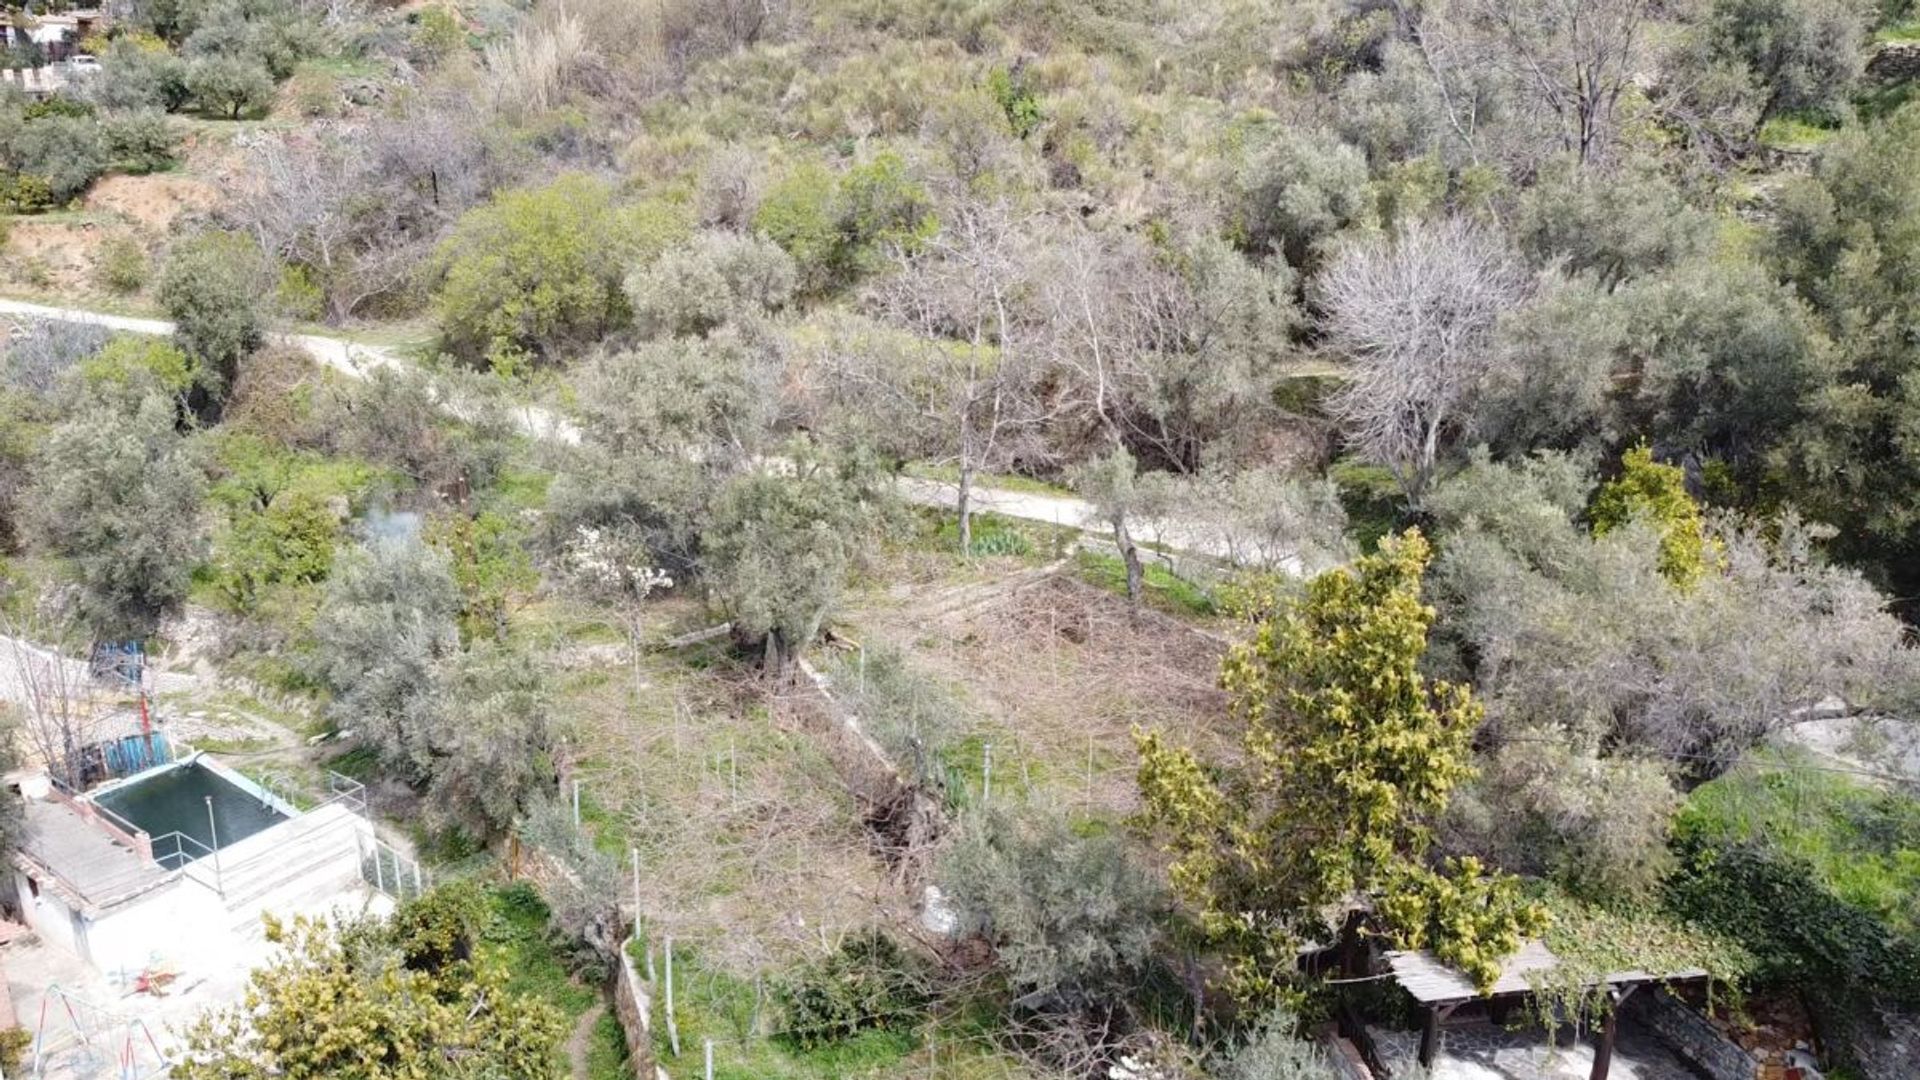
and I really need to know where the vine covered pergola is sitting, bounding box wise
[1385,941,1708,1080]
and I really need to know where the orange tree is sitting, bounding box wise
[1136,529,1542,1005]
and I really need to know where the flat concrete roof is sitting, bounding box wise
[16,799,171,915]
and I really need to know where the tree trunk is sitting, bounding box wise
[957,459,975,558]
[1114,514,1143,606]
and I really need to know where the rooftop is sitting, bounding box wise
[15,798,172,915]
[1387,942,1708,1006]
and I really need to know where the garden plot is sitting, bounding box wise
[558,642,902,976]
[846,569,1233,820]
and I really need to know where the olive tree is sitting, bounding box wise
[310,535,461,774]
[1427,453,1920,766]
[700,443,894,679]
[26,391,206,642]
[157,230,267,404]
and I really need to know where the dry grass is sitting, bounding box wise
[560,628,901,977]
[847,569,1233,820]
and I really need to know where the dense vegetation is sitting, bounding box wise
[5,0,1920,1076]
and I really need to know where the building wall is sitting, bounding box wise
[15,870,84,960]
[84,883,228,978]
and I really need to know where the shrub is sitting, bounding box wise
[0,174,55,214]
[985,65,1042,138]
[281,66,340,118]
[12,115,108,204]
[435,175,691,371]
[775,929,929,1048]
[938,805,1167,1012]
[101,110,177,173]
[1213,1009,1341,1080]
[95,235,150,294]
[625,229,796,337]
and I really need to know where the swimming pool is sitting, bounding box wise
[92,760,290,862]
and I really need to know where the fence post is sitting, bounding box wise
[982,742,993,804]
[373,844,385,895]
[704,1039,713,1080]
[573,780,581,829]
[665,935,680,1057]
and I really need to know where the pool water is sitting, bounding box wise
[93,761,289,860]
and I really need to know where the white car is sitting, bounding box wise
[66,54,100,72]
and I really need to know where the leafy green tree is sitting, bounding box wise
[425,510,536,644]
[175,901,565,1079]
[422,643,559,841]
[1137,530,1542,1003]
[755,153,936,293]
[185,55,275,118]
[26,392,205,642]
[436,175,690,371]
[1591,444,1717,589]
[157,231,267,404]
[73,336,195,407]
[211,489,339,610]
[310,536,461,773]
[700,442,894,678]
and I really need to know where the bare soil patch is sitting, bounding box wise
[850,569,1232,819]
[85,172,220,234]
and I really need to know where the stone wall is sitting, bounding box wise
[1626,990,1756,1080]
[613,945,669,1080]
[1842,1007,1920,1080]
[1867,42,1920,83]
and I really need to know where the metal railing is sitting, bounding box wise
[359,834,429,902]
[150,830,223,897]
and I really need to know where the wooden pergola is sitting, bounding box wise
[1384,941,1706,1080]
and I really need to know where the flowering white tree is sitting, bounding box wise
[561,525,673,699]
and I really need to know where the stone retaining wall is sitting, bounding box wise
[1843,1006,1920,1080]
[1626,991,1755,1080]
[613,944,668,1080]
[1867,42,1920,83]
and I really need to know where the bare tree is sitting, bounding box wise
[845,198,1055,556]
[1433,0,1652,167]
[227,99,499,321]
[0,602,106,791]
[1320,217,1528,508]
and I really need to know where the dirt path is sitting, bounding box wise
[0,297,1275,562]
[566,1001,608,1080]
